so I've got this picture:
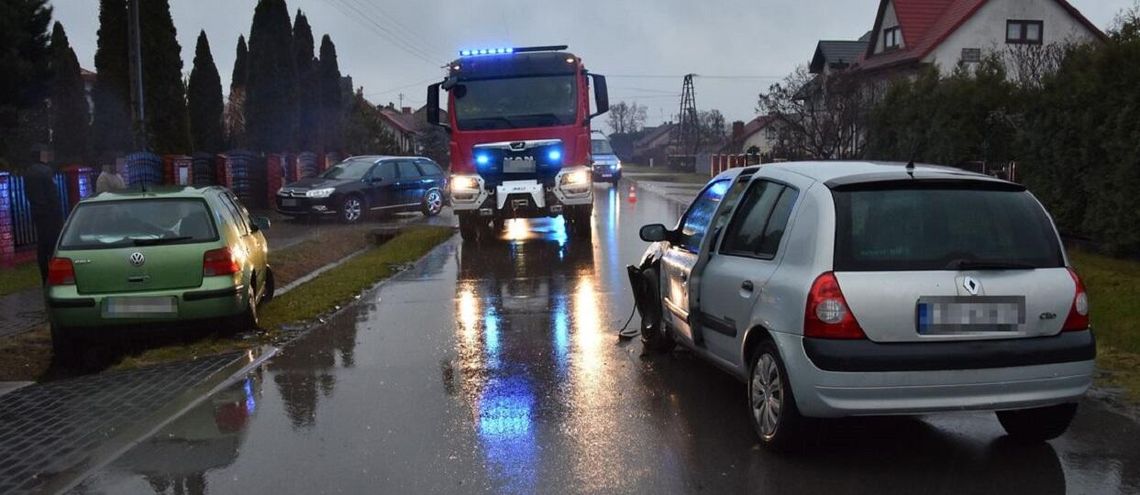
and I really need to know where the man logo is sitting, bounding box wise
[510,141,526,150]
[129,252,146,267]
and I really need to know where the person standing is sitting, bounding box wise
[95,163,127,194]
[25,145,63,283]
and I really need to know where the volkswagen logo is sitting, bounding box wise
[962,276,980,295]
[128,252,146,267]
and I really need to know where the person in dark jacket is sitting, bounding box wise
[25,145,63,283]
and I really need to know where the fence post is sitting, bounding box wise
[0,172,14,268]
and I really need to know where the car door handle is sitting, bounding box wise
[741,280,754,292]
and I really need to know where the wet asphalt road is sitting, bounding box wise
[75,185,1140,494]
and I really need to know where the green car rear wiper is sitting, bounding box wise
[131,236,193,246]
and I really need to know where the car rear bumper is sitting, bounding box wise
[772,331,1096,418]
[46,278,248,329]
[591,167,621,182]
[275,195,337,216]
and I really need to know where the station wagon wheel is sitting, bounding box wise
[422,189,443,217]
[340,195,364,224]
[748,341,809,450]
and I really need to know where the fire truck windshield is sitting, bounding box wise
[453,75,578,131]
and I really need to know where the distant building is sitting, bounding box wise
[378,105,450,155]
[856,0,1105,78]
[80,68,96,124]
[631,123,676,167]
[723,116,781,158]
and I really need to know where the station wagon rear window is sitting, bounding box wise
[832,184,1065,271]
[59,199,218,250]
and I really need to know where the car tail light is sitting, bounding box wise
[47,257,76,286]
[804,272,867,339]
[203,247,240,276]
[1062,268,1090,332]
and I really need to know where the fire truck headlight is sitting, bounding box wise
[561,169,590,186]
[452,175,479,190]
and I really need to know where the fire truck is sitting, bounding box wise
[426,45,609,241]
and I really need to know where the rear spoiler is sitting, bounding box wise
[825,173,1025,192]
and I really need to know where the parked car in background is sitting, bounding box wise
[590,131,622,183]
[275,156,447,223]
[46,187,274,362]
[629,161,1095,450]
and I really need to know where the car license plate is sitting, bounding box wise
[503,157,536,174]
[916,296,1025,334]
[104,297,177,318]
[282,198,298,207]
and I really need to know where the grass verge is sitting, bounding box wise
[1070,250,1140,402]
[114,226,454,370]
[0,263,41,297]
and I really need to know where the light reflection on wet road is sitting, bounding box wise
[75,184,1139,494]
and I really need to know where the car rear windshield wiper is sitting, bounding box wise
[131,236,193,246]
[945,259,1038,270]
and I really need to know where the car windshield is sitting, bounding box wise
[322,159,375,180]
[59,199,217,250]
[591,139,614,154]
[832,185,1066,271]
[454,75,578,130]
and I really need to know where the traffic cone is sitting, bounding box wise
[628,185,638,203]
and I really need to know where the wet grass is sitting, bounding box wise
[0,263,40,297]
[0,324,52,381]
[1070,250,1140,401]
[268,226,373,287]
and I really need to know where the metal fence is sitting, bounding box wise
[7,173,70,248]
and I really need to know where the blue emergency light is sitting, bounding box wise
[458,45,569,57]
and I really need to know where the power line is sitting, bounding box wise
[349,0,452,59]
[322,0,442,66]
[365,76,442,98]
[608,74,784,80]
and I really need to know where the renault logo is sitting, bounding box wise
[962,276,980,295]
[129,252,146,267]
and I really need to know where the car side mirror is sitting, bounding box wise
[251,216,271,232]
[640,224,670,242]
[426,83,450,132]
[588,74,609,121]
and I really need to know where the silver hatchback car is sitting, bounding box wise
[629,161,1095,450]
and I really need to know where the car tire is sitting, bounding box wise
[422,189,444,217]
[50,324,80,364]
[996,403,1077,442]
[260,268,275,305]
[229,285,261,334]
[639,268,675,352]
[749,340,810,451]
[338,194,365,224]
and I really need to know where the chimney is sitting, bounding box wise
[402,107,412,115]
[731,121,745,141]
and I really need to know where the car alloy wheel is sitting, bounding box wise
[342,197,362,223]
[751,353,783,439]
[424,189,443,216]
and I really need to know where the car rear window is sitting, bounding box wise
[59,199,218,250]
[832,184,1064,271]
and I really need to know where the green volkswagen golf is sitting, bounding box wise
[45,187,274,360]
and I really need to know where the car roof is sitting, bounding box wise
[732,161,1016,188]
[82,186,224,203]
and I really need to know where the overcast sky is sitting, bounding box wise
[51,0,1133,128]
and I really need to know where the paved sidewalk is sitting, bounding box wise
[0,288,45,338]
[0,351,265,494]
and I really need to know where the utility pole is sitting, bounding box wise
[398,93,405,108]
[127,0,147,150]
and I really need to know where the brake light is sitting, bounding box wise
[47,257,76,286]
[203,247,240,276]
[1062,268,1090,332]
[804,272,867,339]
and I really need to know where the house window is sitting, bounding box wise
[961,48,981,63]
[883,27,901,50]
[1007,20,1043,45]
[765,127,777,140]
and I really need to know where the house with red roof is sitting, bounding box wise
[858,0,1104,77]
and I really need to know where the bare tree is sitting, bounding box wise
[1004,43,1068,88]
[606,100,647,135]
[758,65,870,159]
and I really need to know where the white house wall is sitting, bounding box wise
[924,0,1099,75]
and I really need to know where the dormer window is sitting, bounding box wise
[1007,20,1044,45]
[883,27,901,50]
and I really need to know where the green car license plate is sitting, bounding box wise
[103,296,178,318]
